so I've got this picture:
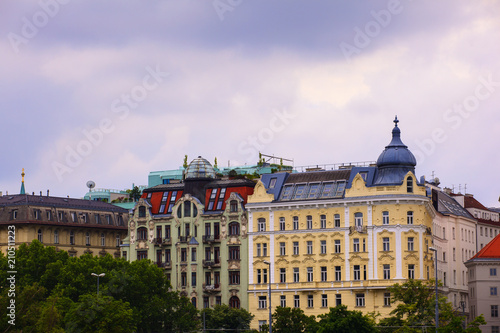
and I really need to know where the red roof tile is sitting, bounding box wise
[471,233,500,259]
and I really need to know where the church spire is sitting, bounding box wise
[20,168,26,195]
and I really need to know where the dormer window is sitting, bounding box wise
[269,178,277,188]
[230,200,238,212]
[407,177,413,193]
[139,206,146,218]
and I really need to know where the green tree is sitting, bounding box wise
[127,186,142,202]
[316,305,378,333]
[183,154,189,168]
[270,306,317,333]
[201,304,254,331]
[64,294,136,333]
[380,279,486,333]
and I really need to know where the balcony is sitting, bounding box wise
[163,261,172,269]
[213,258,221,268]
[349,225,367,235]
[202,235,221,243]
[203,283,221,293]
[203,260,214,268]
[179,236,189,243]
[162,238,172,245]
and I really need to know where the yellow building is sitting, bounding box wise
[246,118,435,329]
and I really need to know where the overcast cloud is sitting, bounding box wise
[1,0,499,206]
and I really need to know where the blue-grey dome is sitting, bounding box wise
[373,117,416,186]
[376,117,416,168]
[185,156,216,179]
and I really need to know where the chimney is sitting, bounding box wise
[47,189,49,197]
[0,191,2,196]
[40,191,42,196]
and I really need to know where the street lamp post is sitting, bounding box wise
[91,273,105,295]
[429,247,438,333]
[263,260,272,333]
[459,301,466,329]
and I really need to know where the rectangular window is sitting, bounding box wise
[353,238,360,252]
[336,294,342,306]
[382,211,389,225]
[293,184,308,200]
[354,213,363,227]
[256,243,262,257]
[192,272,197,287]
[492,326,499,333]
[229,246,240,260]
[322,294,328,307]
[307,241,313,254]
[307,267,313,282]
[320,215,326,229]
[293,216,299,230]
[408,264,415,279]
[321,266,327,282]
[263,243,268,257]
[280,268,286,283]
[181,248,187,262]
[280,295,286,307]
[269,177,277,188]
[280,242,286,256]
[491,287,498,296]
[353,265,360,281]
[257,269,261,284]
[407,211,414,224]
[383,264,391,279]
[279,217,285,231]
[407,237,414,251]
[334,214,341,227]
[383,237,390,251]
[453,248,456,261]
[491,268,497,276]
[492,305,499,318]
[384,292,391,306]
[307,295,313,308]
[335,266,341,281]
[320,240,327,254]
[191,248,197,261]
[308,183,320,198]
[229,271,240,285]
[258,296,267,309]
[356,293,365,307]
[306,215,313,229]
[294,295,300,308]
[281,185,293,200]
[293,267,299,282]
[293,242,299,255]
[321,182,334,198]
[334,240,341,253]
[257,218,266,232]
[181,272,187,287]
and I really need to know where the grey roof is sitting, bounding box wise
[283,170,351,184]
[433,189,474,219]
[0,194,128,213]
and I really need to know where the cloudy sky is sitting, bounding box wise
[1,0,499,206]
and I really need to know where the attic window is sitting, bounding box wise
[269,178,277,189]
[360,172,368,181]
[139,206,146,218]
[407,177,413,193]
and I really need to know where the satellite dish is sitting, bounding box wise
[86,181,96,189]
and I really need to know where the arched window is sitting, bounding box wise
[138,206,146,218]
[257,218,266,232]
[229,222,240,236]
[407,177,413,193]
[229,296,240,309]
[230,200,238,212]
[85,232,91,246]
[137,228,147,240]
[37,229,43,242]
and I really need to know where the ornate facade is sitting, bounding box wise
[246,118,435,329]
[122,156,255,310]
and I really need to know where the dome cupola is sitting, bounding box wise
[184,156,216,179]
[373,116,417,185]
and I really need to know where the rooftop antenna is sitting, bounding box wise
[86,180,96,200]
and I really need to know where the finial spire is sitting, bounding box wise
[394,115,399,127]
[20,168,26,195]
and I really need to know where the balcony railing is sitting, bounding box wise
[203,283,221,292]
[163,237,172,245]
[349,225,367,235]
[203,260,214,267]
[179,236,189,243]
[202,235,221,243]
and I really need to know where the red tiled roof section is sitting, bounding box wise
[471,233,500,259]
[462,195,490,211]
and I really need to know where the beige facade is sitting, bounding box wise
[0,194,128,257]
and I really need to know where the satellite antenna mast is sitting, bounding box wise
[86,181,96,200]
